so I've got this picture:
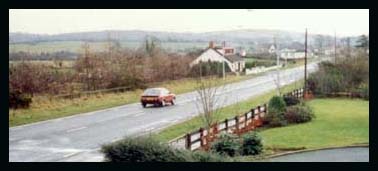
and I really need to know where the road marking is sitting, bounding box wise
[63,151,80,158]
[132,113,144,117]
[66,126,87,133]
[145,127,155,132]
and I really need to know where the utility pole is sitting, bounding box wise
[222,59,225,80]
[304,28,308,95]
[347,37,351,58]
[334,31,337,63]
[274,36,279,66]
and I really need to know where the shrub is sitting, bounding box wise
[189,150,232,162]
[283,96,300,106]
[284,102,315,124]
[210,133,241,157]
[241,132,263,155]
[268,96,286,114]
[101,137,187,162]
[263,96,287,127]
[9,90,32,109]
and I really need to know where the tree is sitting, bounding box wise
[355,35,369,49]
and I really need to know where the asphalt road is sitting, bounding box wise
[264,147,369,162]
[9,62,320,162]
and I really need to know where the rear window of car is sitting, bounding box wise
[143,89,162,96]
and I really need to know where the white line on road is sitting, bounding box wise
[66,126,87,133]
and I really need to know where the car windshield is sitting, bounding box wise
[143,88,162,96]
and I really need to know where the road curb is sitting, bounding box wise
[260,144,369,160]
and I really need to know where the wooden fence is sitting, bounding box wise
[53,86,132,99]
[169,88,304,151]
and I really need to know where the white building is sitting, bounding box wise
[280,48,314,59]
[190,41,245,73]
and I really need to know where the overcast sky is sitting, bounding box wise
[9,9,369,36]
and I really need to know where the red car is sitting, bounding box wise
[140,88,176,108]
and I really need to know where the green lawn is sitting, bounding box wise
[152,80,304,142]
[260,98,369,150]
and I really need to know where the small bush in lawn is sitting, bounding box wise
[268,96,286,114]
[210,133,241,157]
[283,96,300,106]
[241,132,263,155]
[263,96,287,127]
[101,136,186,162]
[284,102,315,124]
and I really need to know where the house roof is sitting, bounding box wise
[224,54,244,62]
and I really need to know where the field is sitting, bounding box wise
[9,41,211,53]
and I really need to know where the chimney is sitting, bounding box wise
[209,41,214,48]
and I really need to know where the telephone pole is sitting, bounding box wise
[304,28,308,95]
[334,31,337,63]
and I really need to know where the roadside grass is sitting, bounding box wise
[151,80,304,142]
[238,98,369,161]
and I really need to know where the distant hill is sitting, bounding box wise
[9,29,324,44]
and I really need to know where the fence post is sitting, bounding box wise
[225,118,228,132]
[199,128,204,147]
[185,133,191,150]
[244,112,248,129]
[235,116,239,134]
[264,103,267,116]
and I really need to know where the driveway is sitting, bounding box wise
[264,147,369,162]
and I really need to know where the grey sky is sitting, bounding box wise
[9,9,369,36]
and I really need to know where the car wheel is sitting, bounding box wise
[171,99,175,105]
[160,100,165,107]
[142,103,146,108]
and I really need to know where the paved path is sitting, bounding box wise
[264,147,369,162]
[9,61,322,162]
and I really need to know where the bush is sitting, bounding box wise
[241,132,263,155]
[101,137,187,162]
[268,96,286,114]
[284,102,315,124]
[263,96,287,127]
[283,96,300,106]
[189,150,232,162]
[9,90,32,109]
[210,133,241,157]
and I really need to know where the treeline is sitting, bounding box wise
[9,51,78,60]
[9,39,225,108]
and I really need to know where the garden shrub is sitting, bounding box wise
[241,132,263,155]
[189,150,232,162]
[101,137,187,162]
[284,102,315,124]
[283,96,300,106]
[263,96,287,127]
[210,133,241,157]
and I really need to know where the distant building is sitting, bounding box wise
[190,41,245,73]
[268,45,276,54]
[280,48,314,59]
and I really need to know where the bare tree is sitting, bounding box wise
[194,76,227,129]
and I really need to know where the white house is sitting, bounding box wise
[268,45,276,54]
[190,41,245,73]
[280,48,314,60]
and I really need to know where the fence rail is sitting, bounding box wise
[169,88,304,151]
